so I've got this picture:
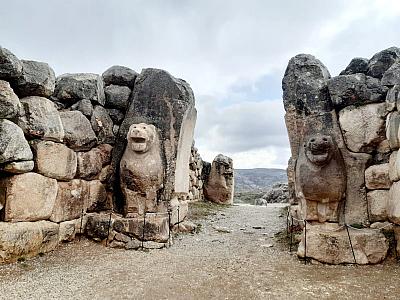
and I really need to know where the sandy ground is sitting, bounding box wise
[0,203,400,300]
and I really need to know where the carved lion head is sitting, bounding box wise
[127,123,156,153]
[304,134,334,166]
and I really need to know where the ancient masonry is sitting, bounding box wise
[284,47,400,264]
[0,46,234,263]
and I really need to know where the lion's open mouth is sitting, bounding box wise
[132,137,146,144]
[310,144,329,155]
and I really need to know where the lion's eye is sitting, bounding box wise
[310,139,315,143]
[323,138,328,141]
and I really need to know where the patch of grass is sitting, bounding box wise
[187,201,226,221]
[17,257,26,262]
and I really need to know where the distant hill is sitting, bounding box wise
[234,168,287,193]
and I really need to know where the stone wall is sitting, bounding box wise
[283,47,400,264]
[0,46,203,262]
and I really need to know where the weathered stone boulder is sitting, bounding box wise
[367,47,400,79]
[53,73,105,105]
[91,105,114,144]
[389,151,400,182]
[365,164,391,190]
[339,57,368,75]
[85,213,112,240]
[386,111,400,149]
[15,60,56,97]
[386,85,400,111]
[77,144,112,179]
[107,108,124,124]
[31,140,77,180]
[327,74,387,108]
[104,84,131,110]
[70,99,93,118]
[367,190,388,222]
[120,123,164,216]
[204,154,234,205]
[338,103,387,153]
[2,161,34,174]
[0,119,33,163]
[0,46,22,80]
[102,65,137,88]
[388,181,400,224]
[0,172,58,222]
[382,62,400,86]
[282,54,331,114]
[297,223,389,264]
[0,80,20,118]
[0,221,59,263]
[59,219,80,242]
[18,96,64,142]
[113,68,196,211]
[86,180,108,212]
[50,179,89,223]
[60,110,97,150]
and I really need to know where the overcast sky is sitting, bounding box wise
[1,0,400,169]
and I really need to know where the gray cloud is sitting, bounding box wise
[1,0,400,168]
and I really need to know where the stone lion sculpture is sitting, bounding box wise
[204,154,234,205]
[120,123,164,216]
[295,134,346,222]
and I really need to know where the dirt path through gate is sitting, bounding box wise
[0,203,400,299]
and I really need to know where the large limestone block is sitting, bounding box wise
[53,73,105,105]
[365,164,390,190]
[15,60,56,97]
[32,140,77,180]
[104,84,131,110]
[327,73,387,108]
[367,190,388,222]
[0,173,58,222]
[50,180,89,223]
[389,151,400,182]
[86,180,108,212]
[60,111,97,151]
[18,96,64,142]
[367,47,400,79]
[0,80,20,118]
[112,213,169,243]
[386,111,400,149]
[59,219,80,242]
[204,154,234,205]
[91,106,114,144]
[381,62,400,86]
[102,65,138,87]
[388,181,400,224]
[0,221,59,263]
[339,57,368,75]
[0,46,22,80]
[77,144,112,179]
[2,160,34,174]
[297,223,388,264]
[339,103,387,153]
[0,119,33,163]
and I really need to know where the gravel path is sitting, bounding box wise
[0,203,400,299]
